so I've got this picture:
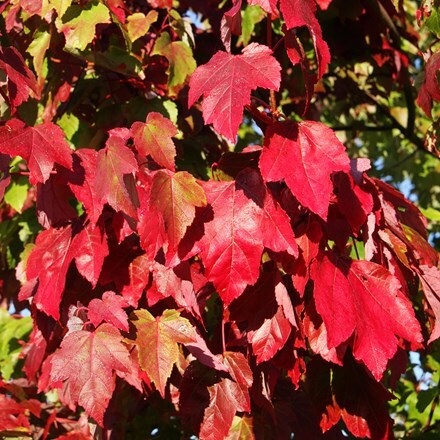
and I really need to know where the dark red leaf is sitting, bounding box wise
[0,46,38,109]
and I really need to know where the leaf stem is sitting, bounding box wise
[266,14,277,117]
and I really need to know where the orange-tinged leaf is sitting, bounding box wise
[132,309,197,396]
[226,415,255,440]
[150,170,206,249]
[131,112,178,170]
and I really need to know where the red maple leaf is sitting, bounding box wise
[0,119,72,184]
[248,306,292,363]
[259,121,350,219]
[417,51,440,118]
[47,324,131,426]
[311,253,422,379]
[199,177,264,304]
[0,46,38,110]
[95,131,139,219]
[188,43,281,141]
[26,225,75,319]
[88,291,129,332]
[71,222,109,288]
[280,0,331,79]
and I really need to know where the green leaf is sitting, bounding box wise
[0,309,32,380]
[59,0,111,51]
[238,5,265,47]
[4,177,30,213]
[27,29,51,91]
[426,6,440,37]
[152,32,196,89]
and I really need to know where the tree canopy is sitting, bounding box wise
[0,0,439,439]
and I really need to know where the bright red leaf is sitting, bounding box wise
[199,177,264,304]
[280,0,331,79]
[95,132,139,219]
[188,43,281,141]
[48,324,131,426]
[0,119,72,184]
[259,121,350,219]
[248,306,292,363]
[26,225,74,319]
[311,253,423,379]
[71,222,109,288]
[88,291,129,332]
[200,378,247,440]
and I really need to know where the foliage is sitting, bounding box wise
[0,0,439,439]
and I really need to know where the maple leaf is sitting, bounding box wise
[26,225,74,319]
[131,112,178,170]
[248,0,278,15]
[58,0,110,51]
[0,119,72,185]
[259,121,350,219]
[237,168,298,256]
[199,177,264,304]
[418,265,440,343]
[88,291,129,332]
[223,351,253,412]
[200,378,247,440]
[0,46,38,109]
[248,306,291,363]
[0,394,30,432]
[188,43,281,141]
[311,253,422,379]
[131,309,197,396]
[121,254,152,307]
[48,324,131,426]
[280,0,331,79]
[226,415,254,440]
[150,170,206,250]
[95,132,139,219]
[221,0,242,53]
[417,51,440,118]
[71,222,109,288]
[64,150,104,225]
[126,11,158,43]
[152,32,196,89]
